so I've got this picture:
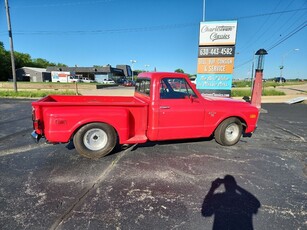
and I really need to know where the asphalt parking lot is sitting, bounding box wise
[0,98,306,230]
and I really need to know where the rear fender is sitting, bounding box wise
[43,107,130,143]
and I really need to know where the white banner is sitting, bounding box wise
[199,21,237,46]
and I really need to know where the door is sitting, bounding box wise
[157,77,205,140]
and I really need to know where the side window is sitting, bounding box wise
[135,78,151,96]
[160,78,197,99]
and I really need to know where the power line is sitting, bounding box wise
[235,21,306,69]
[236,2,306,69]
[234,7,306,20]
[239,0,283,51]
[12,0,114,8]
[1,23,197,36]
[267,21,306,51]
[261,1,306,48]
[0,8,305,36]
[234,58,254,70]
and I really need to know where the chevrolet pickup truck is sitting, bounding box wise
[31,72,260,159]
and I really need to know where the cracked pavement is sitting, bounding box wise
[0,99,306,229]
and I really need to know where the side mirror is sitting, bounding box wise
[185,95,194,102]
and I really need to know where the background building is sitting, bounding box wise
[46,65,131,83]
[16,67,51,82]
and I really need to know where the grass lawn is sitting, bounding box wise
[0,90,77,98]
[231,89,286,97]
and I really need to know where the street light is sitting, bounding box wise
[255,49,268,71]
[279,48,299,83]
[130,60,137,80]
[144,64,150,72]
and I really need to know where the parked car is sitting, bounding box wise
[81,78,95,83]
[102,79,115,84]
[116,78,127,84]
[275,77,286,83]
[69,76,82,83]
[123,80,135,87]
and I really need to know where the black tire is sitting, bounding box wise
[73,123,117,159]
[214,117,243,146]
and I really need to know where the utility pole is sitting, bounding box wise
[5,0,17,92]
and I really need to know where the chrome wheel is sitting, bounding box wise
[83,128,108,151]
[214,118,243,146]
[225,123,240,143]
[74,123,117,159]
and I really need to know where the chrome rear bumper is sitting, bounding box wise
[31,131,42,143]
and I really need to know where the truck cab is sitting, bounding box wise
[135,72,258,142]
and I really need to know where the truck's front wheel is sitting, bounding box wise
[214,118,243,146]
[73,123,117,159]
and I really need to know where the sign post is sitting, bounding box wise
[251,49,268,110]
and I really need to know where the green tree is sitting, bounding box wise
[55,63,67,67]
[0,42,11,81]
[14,52,32,68]
[0,40,67,81]
[175,68,184,73]
[31,58,67,68]
[32,58,53,68]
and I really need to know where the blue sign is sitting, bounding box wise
[196,74,232,90]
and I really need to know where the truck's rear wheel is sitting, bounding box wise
[214,118,242,146]
[73,123,117,159]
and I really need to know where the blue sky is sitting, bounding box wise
[0,0,306,79]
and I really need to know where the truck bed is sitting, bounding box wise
[32,95,149,144]
[33,95,147,107]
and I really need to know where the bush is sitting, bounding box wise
[231,89,285,97]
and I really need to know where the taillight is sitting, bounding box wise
[33,120,40,130]
[32,107,35,121]
[32,107,40,130]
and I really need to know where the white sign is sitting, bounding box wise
[199,21,237,46]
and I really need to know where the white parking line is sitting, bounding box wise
[0,144,47,157]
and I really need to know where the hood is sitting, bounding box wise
[203,95,244,103]
[202,95,258,110]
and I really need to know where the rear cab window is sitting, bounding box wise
[135,78,151,96]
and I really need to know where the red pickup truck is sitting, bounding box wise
[31,72,259,159]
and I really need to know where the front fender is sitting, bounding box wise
[204,110,258,136]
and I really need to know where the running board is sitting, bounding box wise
[125,135,148,144]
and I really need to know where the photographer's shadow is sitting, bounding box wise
[201,175,261,230]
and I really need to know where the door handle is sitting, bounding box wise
[160,106,170,109]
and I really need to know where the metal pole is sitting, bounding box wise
[203,0,206,21]
[4,0,17,92]
[145,65,150,72]
[250,53,255,94]
[130,60,136,81]
[280,49,299,83]
[279,54,286,83]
